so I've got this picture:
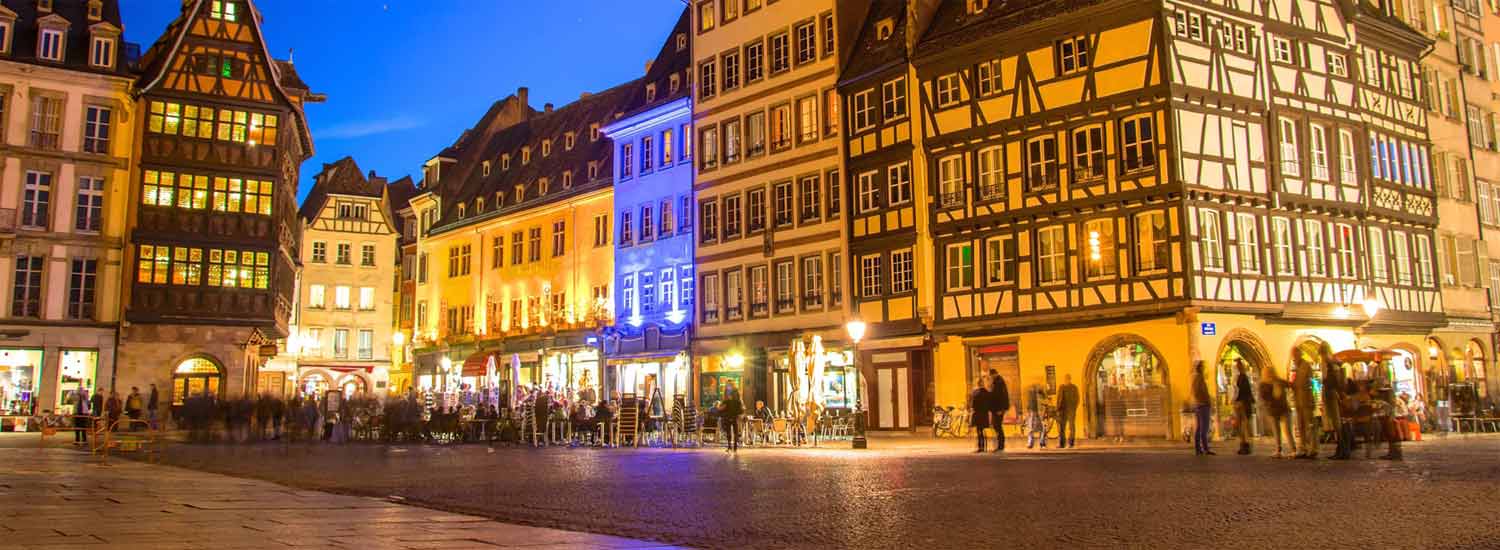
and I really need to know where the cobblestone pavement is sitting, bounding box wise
[0,446,678,549]
[119,434,1500,549]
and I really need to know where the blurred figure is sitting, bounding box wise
[1291,356,1317,459]
[1258,367,1295,458]
[1191,361,1214,456]
[987,369,1010,453]
[1232,360,1255,455]
[1055,374,1079,449]
[969,377,992,454]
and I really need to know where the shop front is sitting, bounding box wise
[541,347,603,403]
[0,347,104,431]
[768,336,861,419]
[612,351,689,409]
[1087,338,1171,440]
[0,349,42,422]
[172,356,224,406]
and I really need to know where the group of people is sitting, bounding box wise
[63,385,160,445]
[967,369,1082,453]
[1215,345,1407,460]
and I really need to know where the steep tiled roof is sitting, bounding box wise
[617,7,692,119]
[433,80,636,232]
[299,157,384,222]
[840,0,909,84]
[916,0,1111,58]
[385,175,419,241]
[0,0,134,77]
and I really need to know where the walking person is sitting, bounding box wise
[721,381,744,453]
[1055,375,1079,449]
[1232,360,1255,455]
[270,395,285,440]
[146,384,160,430]
[969,377,992,453]
[1024,379,1048,449]
[255,393,273,440]
[1291,356,1318,459]
[1259,367,1295,458]
[1322,357,1350,460]
[72,387,92,446]
[987,369,1009,452]
[89,390,104,433]
[1191,361,1215,456]
[104,391,123,432]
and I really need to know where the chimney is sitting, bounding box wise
[516,87,529,107]
[545,103,554,114]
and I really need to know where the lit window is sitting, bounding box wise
[946,243,975,290]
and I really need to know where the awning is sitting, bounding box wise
[462,351,493,377]
[606,349,685,365]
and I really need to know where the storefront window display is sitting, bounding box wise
[1465,341,1487,400]
[542,349,602,403]
[616,352,689,407]
[700,353,742,409]
[299,372,331,398]
[771,337,858,414]
[1092,341,1167,439]
[57,350,97,413]
[173,357,223,405]
[0,349,42,416]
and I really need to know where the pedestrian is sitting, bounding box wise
[1232,360,1255,455]
[89,390,104,433]
[1191,361,1214,456]
[969,377,992,453]
[1322,356,1349,460]
[73,387,92,446]
[255,393,273,440]
[125,387,144,429]
[1291,355,1318,459]
[987,369,1009,452]
[1024,379,1048,449]
[270,395,285,440]
[721,380,743,453]
[1373,371,1402,461]
[146,384,160,430]
[1055,374,1079,449]
[105,391,123,432]
[1258,367,1295,458]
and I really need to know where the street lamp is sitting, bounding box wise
[1361,298,1383,319]
[845,320,868,449]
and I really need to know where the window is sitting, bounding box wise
[774,261,795,313]
[212,177,273,216]
[332,285,352,310]
[357,244,375,267]
[986,236,1018,285]
[1200,210,1224,271]
[9,255,41,318]
[769,103,791,151]
[723,118,741,163]
[795,21,817,65]
[859,255,882,298]
[593,214,610,247]
[662,268,679,311]
[939,155,964,208]
[528,227,542,262]
[745,111,766,157]
[1136,212,1169,273]
[882,77,907,120]
[206,249,269,289]
[722,49,740,91]
[21,171,50,229]
[418,253,428,283]
[359,287,376,311]
[1236,214,1260,273]
[29,96,61,149]
[491,235,504,268]
[211,0,240,21]
[977,59,1004,97]
[1120,116,1156,172]
[306,283,326,309]
[1057,36,1089,74]
[331,329,348,359]
[1415,234,1434,287]
[510,231,524,265]
[67,259,97,320]
[800,256,825,308]
[1270,218,1293,275]
[89,36,113,68]
[826,169,841,219]
[356,330,374,360]
[748,188,767,232]
[1271,37,1292,64]
[522,147,532,165]
[700,200,718,243]
[75,176,104,232]
[681,123,693,161]
[1392,232,1412,285]
[799,175,821,222]
[662,129,674,165]
[797,95,818,144]
[774,181,793,227]
[891,249,914,294]
[720,0,738,23]
[642,205,656,242]
[1026,136,1059,191]
[1085,219,1117,278]
[1334,224,1356,279]
[620,143,634,179]
[1279,118,1299,176]
[553,220,566,257]
[83,106,111,154]
[829,251,843,306]
[746,40,765,82]
[888,162,913,206]
[1338,130,1358,185]
[1368,228,1388,282]
[770,32,790,74]
[699,59,717,99]
[935,73,962,107]
[1037,227,1068,284]
[702,273,721,323]
[38,29,62,61]
[723,195,742,238]
[1304,220,1326,276]
[749,265,768,317]
[1072,127,1105,181]
[852,89,875,132]
[335,243,351,265]
[1309,124,1330,181]
[856,171,879,213]
[700,125,719,170]
[821,12,836,57]
[824,89,840,136]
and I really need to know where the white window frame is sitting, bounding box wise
[985,235,1016,285]
[859,254,882,298]
[977,146,1004,200]
[1236,213,1260,273]
[1368,227,1389,283]
[1414,234,1434,287]
[887,162,912,206]
[1309,124,1330,181]
[38,29,62,61]
[1338,129,1358,185]
[881,77,907,121]
[1037,226,1068,284]
[1335,223,1357,279]
[1200,210,1224,271]
[1304,219,1327,276]
[1272,217,1294,275]
[938,154,964,208]
[935,73,962,107]
[1279,118,1300,176]
[946,243,974,290]
[891,249,914,294]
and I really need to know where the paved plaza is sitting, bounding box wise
[0,443,677,549]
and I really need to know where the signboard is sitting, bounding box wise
[1200,322,1217,336]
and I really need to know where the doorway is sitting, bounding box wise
[872,352,911,430]
[1087,337,1170,439]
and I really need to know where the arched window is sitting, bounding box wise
[172,356,223,405]
[1467,340,1488,400]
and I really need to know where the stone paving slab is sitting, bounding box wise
[0,448,687,549]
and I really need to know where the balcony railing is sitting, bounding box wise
[802,293,823,309]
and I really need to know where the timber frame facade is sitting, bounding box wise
[910,0,1443,439]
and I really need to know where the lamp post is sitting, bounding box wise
[845,320,868,449]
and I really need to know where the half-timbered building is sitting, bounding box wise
[914,0,1441,439]
[116,0,320,405]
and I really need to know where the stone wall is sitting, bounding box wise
[116,323,265,407]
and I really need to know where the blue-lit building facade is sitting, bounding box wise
[601,11,697,407]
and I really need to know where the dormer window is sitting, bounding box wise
[501,154,511,170]
[90,36,115,68]
[0,18,13,55]
[588,161,599,180]
[87,0,102,21]
[515,185,525,201]
[565,132,576,150]
[646,83,657,103]
[542,139,552,157]
[563,171,574,189]
[670,74,681,94]
[457,203,467,219]
[475,197,484,212]
[539,178,550,196]
[38,28,62,61]
[676,33,687,52]
[482,160,491,176]
[210,1,240,22]
[968,0,989,14]
[590,123,600,141]
[495,191,504,207]
[37,0,52,13]
[877,19,895,41]
[521,146,531,164]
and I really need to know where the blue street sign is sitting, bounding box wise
[1201,322,1217,336]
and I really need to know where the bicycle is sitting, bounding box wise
[932,406,972,438]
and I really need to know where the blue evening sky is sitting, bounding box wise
[122,0,688,202]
